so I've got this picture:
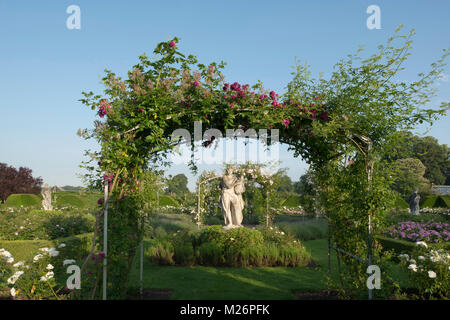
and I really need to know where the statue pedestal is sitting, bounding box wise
[222,224,242,230]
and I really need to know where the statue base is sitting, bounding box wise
[222,224,243,230]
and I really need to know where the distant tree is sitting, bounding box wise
[165,173,189,197]
[392,158,430,198]
[294,173,314,196]
[413,136,449,185]
[275,172,294,193]
[0,163,43,203]
[387,132,450,185]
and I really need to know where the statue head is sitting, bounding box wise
[225,166,235,175]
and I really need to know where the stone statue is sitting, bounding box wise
[41,183,53,211]
[219,167,245,229]
[409,189,420,215]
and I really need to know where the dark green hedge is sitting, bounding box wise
[377,235,450,254]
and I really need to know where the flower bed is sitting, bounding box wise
[382,221,450,243]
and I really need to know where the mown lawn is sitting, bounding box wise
[128,239,341,300]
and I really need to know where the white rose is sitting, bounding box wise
[48,248,59,257]
[33,254,43,262]
[46,264,54,270]
[428,270,437,278]
[415,241,428,248]
[10,288,16,297]
[408,264,418,272]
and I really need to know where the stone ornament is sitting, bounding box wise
[409,189,420,215]
[219,167,245,229]
[41,183,53,211]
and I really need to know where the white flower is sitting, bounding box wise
[58,243,66,248]
[409,259,416,264]
[7,271,24,284]
[13,261,25,268]
[63,259,76,266]
[408,264,418,272]
[10,288,16,297]
[418,256,426,261]
[40,271,54,282]
[428,270,437,278]
[48,248,59,257]
[0,249,14,263]
[33,254,43,262]
[46,264,54,270]
[280,232,285,235]
[416,241,428,248]
[39,247,49,252]
[230,238,235,241]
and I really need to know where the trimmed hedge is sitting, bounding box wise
[55,194,86,208]
[394,197,409,209]
[281,194,301,208]
[377,235,450,255]
[159,195,180,207]
[5,194,41,207]
[421,195,449,208]
[0,232,93,261]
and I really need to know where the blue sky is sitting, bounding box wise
[0,0,449,190]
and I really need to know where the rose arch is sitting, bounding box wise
[79,30,449,299]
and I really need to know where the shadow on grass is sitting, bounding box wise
[127,238,341,300]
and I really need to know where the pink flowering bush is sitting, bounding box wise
[382,221,450,243]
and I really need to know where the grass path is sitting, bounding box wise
[128,238,340,300]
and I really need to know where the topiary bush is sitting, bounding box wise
[422,196,438,208]
[54,194,86,208]
[394,197,409,209]
[5,194,41,207]
[434,196,448,208]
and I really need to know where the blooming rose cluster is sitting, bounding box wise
[98,99,112,118]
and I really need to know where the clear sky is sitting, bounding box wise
[1,0,449,191]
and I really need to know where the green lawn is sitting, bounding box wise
[128,238,340,299]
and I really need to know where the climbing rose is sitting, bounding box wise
[283,119,290,128]
[169,41,176,47]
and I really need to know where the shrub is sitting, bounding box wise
[174,243,195,266]
[158,195,179,207]
[197,226,264,251]
[54,194,85,208]
[422,196,438,208]
[394,197,409,209]
[0,239,84,300]
[5,194,41,207]
[275,219,328,241]
[398,242,449,299]
[204,215,223,226]
[0,209,95,241]
[382,221,450,243]
[196,242,224,266]
[434,196,448,208]
[281,194,301,208]
[144,239,174,265]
